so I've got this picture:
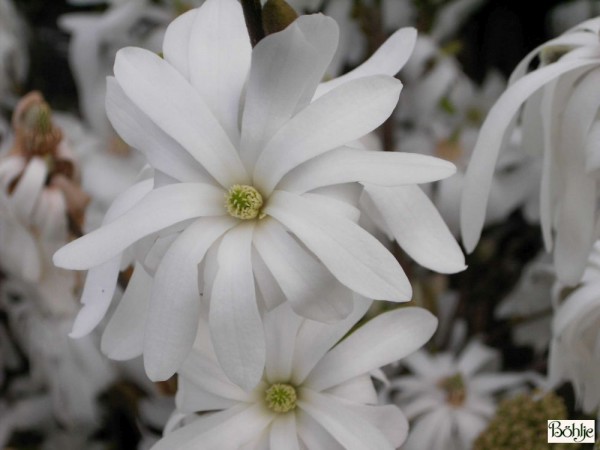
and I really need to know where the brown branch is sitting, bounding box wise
[241,0,265,47]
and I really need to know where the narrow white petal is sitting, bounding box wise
[162,8,197,79]
[53,183,225,270]
[265,191,411,301]
[270,414,300,450]
[461,59,600,253]
[366,184,466,274]
[10,157,46,221]
[240,15,338,168]
[113,47,248,187]
[296,410,344,450]
[209,222,266,391]
[279,147,456,193]
[101,263,152,360]
[325,375,377,405]
[106,77,210,183]
[188,0,250,143]
[305,307,437,391]
[456,339,498,376]
[254,75,402,195]
[314,27,417,99]
[454,410,488,449]
[298,389,394,450]
[291,296,372,385]
[144,217,237,381]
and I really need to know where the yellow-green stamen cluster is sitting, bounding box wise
[225,184,264,220]
[473,391,570,450]
[438,372,466,407]
[265,383,297,413]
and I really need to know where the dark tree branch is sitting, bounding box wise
[241,0,265,47]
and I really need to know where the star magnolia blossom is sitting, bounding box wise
[383,340,526,450]
[461,17,600,285]
[549,240,600,416]
[153,300,437,449]
[54,0,464,390]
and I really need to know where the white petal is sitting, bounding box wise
[240,15,338,169]
[144,217,237,381]
[461,59,600,253]
[402,408,453,450]
[454,409,488,448]
[253,218,355,322]
[209,222,265,391]
[10,157,46,221]
[151,404,273,450]
[270,414,300,450]
[314,27,417,99]
[106,77,210,183]
[162,8,196,79]
[325,375,377,405]
[265,190,411,301]
[188,0,250,143]
[101,263,151,360]
[298,389,394,450]
[366,184,465,274]
[291,296,372,385]
[263,302,303,383]
[469,373,527,394]
[254,75,402,195]
[53,183,225,270]
[279,147,456,193]
[304,307,437,391]
[456,339,498,376]
[113,47,248,187]
[296,410,344,450]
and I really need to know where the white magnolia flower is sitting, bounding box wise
[549,240,600,416]
[54,0,464,390]
[0,93,89,316]
[461,17,600,285]
[383,340,526,450]
[153,300,437,449]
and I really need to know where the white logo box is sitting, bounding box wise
[547,420,595,443]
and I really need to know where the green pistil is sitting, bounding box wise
[225,184,264,220]
[438,372,466,407]
[265,383,297,413]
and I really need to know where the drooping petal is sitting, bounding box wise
[314,27,417,98]
[187,0,251,143]
[254,75,402,195]
[265,190,411,301]
[304,307,437,391]
[461,59,600,253]
[240,14,338,169]
[144,216,238,381]
[106,77,211,183]
[53,182,225,270]
[298,389,394,450]
[113,47,248,187]
[209,222,265,391]
[253,218,354,322]
[100,263,152,360]
[365,184,466,274]
[279,147,456,193]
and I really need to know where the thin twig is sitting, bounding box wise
[241,0,265,47]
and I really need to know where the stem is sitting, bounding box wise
[241,0,265,47]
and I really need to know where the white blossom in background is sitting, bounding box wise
[461,17,600,286]
[53,0,465,391]
[496,253,555,353]
[549,0,600,36]
[0,92,89,316]
[153,300,437,449]
[549,240,600,417]
[382,339,527,450]
[0,0,28,108]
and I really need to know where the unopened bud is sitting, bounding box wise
[262,0,298,35]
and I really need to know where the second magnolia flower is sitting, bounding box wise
[53,0,465,390]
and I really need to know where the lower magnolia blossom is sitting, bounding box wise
[53,0,465,390]
[549,240,600,417]
[382,339,527,450]
[461,16,600,286]
[153,300,437,450]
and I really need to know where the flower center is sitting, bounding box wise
[225,184,264,220]
[438,372,466,407]
[265,383,297,413]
